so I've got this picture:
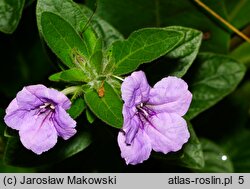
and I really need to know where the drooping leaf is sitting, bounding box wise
[86,108,96,124]
[0,0,25,34]
[178,122,204,169]
[67,97,86,119]
[84,82,123,128]
[3,129,92,167]
[49,68,90,83]
[163,26,202,77]
[195,138,234,173]
[109,28,184,75]
[41,12,91,68]
[186,53,246,119]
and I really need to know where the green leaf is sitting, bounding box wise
[225,0,250,29]
[186,53,246,119]
[90,50,103,75]
[67,97,86,119]
[0,0,25,34]
[178,122,204,169]
[3,129,92,167]
[230,42,250,68]
[49,68,90,83]
[84,82,123,128]
[95,0,230,53]
[4,127,18,138]
[86,108,96,124]
[41,12,90,68]
[195,139,233,173]
[222,129,250,172]
[36,0,123,49]
[164,26,202,77]
[109,28,184,75]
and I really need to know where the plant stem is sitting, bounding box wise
[61,86,81,95]
[194,0,250,44]
[112,75,124,82]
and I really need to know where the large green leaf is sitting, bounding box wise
[109,28,184,75]
[0,0,25,34]
[84,82,123,128]
[95,0,230,53]
[41,12,90,68]
[36,0,123,49]
[3,129,92,167]
[186,53,246,119]
[195,139,233,173]
[164,26,202,77]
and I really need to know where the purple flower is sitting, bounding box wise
[4,84,76,155]
[118,71,192,165]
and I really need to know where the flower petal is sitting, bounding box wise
[26,84,71,110]
[118,129,151,165]
[19,111,58,155]
[121,71,150,107]
[4,99,29,130]
[16,86,44,110]
[148,76,192,116]
[144,113,190,154]
[53,106,77,140]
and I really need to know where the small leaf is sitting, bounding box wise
[164,26,202,77]
[109,28,184,75]
[195,139,233,173]
[84,82,123,128]
[186,53,246,119]
[4,127,18,138]
[90,50,103,75]
[41,12,90,68]
[67,98,86,119]
[0,0,25,34]
[86,108,96,124]
[49,68,90,83]
[3,129,92,167]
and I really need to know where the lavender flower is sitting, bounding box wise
[118,71,192,165]
[4,84,76,154]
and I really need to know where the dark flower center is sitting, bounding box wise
[136,103,149,117]
[136,102,157,128]
[37,102,55,115]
